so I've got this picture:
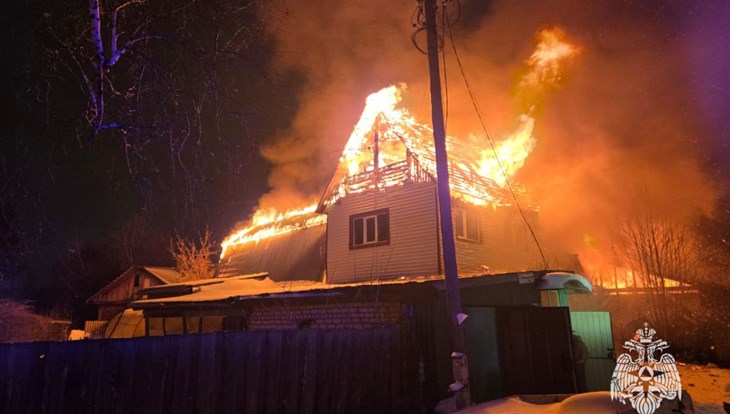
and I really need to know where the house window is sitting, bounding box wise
[350,209,390,249]
[454,208,480,242]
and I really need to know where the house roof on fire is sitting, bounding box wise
[217,214,326,282]
[317,114,536,212]
[218,93,535,281]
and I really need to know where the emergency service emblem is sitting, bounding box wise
[610,322,682,414]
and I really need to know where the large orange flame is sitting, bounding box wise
[341,84,410,176]
[338,83,536,190]
[476,114,536,187]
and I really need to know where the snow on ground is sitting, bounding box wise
[452,393,635,413]
[677,362,730,414]
[451,362,730,414]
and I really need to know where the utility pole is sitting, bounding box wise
[423,0,471,408]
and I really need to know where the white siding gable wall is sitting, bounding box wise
[326,182,439,284]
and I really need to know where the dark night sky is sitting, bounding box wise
[1,0,728,317]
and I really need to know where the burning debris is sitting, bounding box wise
[519,27,581,97]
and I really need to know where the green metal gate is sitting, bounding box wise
[570,311,616,391]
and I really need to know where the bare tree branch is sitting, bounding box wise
[171,228,217,281]
[111,0,146,59]
[107,35,165,67]
[89,0,106,67]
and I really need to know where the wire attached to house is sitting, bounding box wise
[443,11,548,270]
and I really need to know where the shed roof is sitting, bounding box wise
[87,266,184,304]
[143,267,185,284]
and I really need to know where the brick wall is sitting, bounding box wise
[248,301,402,330]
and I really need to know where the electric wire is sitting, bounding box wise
[443,12,548,270]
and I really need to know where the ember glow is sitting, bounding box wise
[582,264,686,291]
[520,27,581,91]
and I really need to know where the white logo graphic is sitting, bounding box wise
[610,323,682,414]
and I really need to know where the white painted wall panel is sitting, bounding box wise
[326,183,439,283]
[454,206,543,273]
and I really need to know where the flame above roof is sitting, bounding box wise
[317,85,536,212]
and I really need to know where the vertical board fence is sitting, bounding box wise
[569,311,617,391]
[0,327,417,414]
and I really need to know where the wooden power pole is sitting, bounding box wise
[423,0,471,408]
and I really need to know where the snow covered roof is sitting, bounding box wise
[536,272,592,294]
[131,270,587,309]
[142,266,185,284]
[134,275,324,306]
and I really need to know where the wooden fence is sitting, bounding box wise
[0,327,418,414]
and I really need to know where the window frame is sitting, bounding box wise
[454,206,481,243]
[349,208,390,249]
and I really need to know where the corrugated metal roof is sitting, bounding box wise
[217,221,326,282]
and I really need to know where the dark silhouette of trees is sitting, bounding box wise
[613,212,730,363]
[0,0,300,316]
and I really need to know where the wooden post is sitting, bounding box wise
[423,0,471,407]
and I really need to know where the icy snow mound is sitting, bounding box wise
[455,392,694,414]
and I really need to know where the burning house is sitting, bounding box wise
[116,85,616,402]
[218,85,547,283]
[88,28,624,402]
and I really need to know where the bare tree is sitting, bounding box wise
[0,0,292,306]
[34,0,287,222]
[42,0,282,138]
[614,213,700,333]
[171,228,217,281]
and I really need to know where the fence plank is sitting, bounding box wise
[0,327,412,414]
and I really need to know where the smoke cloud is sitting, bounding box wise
[254,0,721,263]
